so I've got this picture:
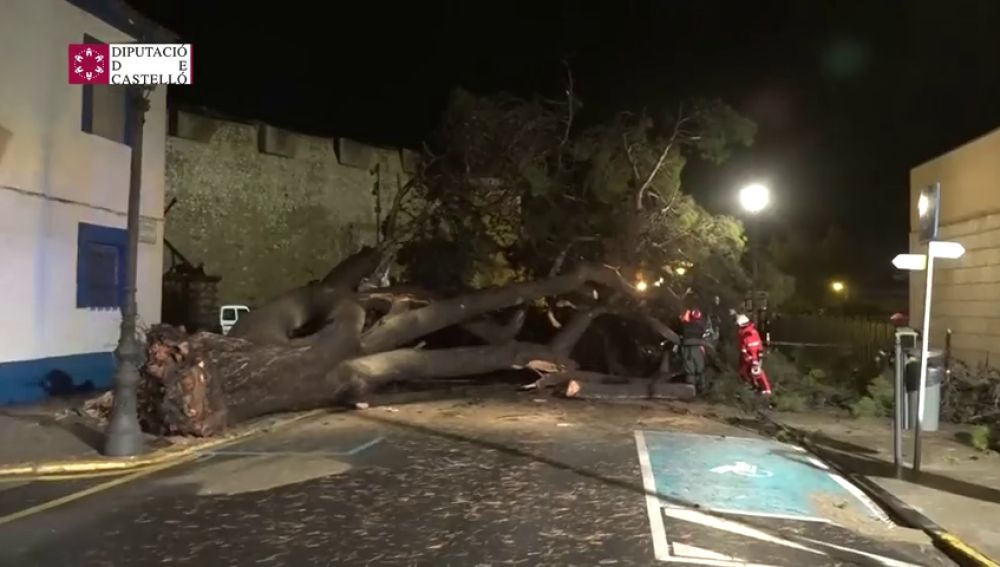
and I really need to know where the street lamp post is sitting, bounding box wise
[103,85,153,457]
[739,183,770,324]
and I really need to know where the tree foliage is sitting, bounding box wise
[390,81,759,309]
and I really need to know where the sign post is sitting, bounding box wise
[912,240,964,472]
[890,182,969,474]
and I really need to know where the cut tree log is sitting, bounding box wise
[133,324,574,436]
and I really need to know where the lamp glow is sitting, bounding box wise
[636,280,648,292]
[917,193,929,217]
[831,281,846,293]
[739,183,771,214]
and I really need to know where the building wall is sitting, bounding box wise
[0,0,167,403]
[165,109,416,305]
[910,127,1000,365]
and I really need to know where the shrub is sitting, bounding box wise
[969,425,994,452]
[774,392,808,413]
[850,397,882,418]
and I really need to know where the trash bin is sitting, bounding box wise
[903,349,944,432]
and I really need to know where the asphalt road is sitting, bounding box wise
[0,398,954,566]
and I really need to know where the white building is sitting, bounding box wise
[0,0,173,404]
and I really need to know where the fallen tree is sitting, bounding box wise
[93,80,761,436]
[107,247,696,437]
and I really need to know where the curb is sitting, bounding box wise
[0,409,325,479]
[765,415,999,567]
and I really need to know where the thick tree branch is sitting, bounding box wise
[636,120,686,212]
[549,307,607,355]
[229,247,380,346]
[462,309,527,344]
[321,246,382,289]
[360,264,637,354]
[332,342,576,386]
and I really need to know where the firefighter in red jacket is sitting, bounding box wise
[736,314,772,395]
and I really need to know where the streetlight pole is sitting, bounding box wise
[739,183,770,324]
[751,216,759,324]
[104,85,152,457]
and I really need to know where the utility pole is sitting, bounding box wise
[751,216,759,324]
[103,85,152,457]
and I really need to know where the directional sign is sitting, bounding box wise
[929,240,966,259]
[892,254,927,271]
[893,241,965,272]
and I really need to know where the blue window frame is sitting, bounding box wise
[80,34,130,145]
[76,222,127,309]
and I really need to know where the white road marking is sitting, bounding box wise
[661,506,825,555]
[635,430,672,561]
[667,506,832,524]
[827,472,893,525]
[710,462,773,478]
[800,537,923,567]
[672,543,740,560]
[635,430,907,565]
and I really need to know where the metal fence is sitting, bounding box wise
[766,314,896,367]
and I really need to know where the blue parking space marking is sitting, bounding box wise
[637,430,880,523]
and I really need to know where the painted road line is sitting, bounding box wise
[209,436,385,458]
[638,430,785,566]
[799,537,922,567]
[640,430,880,522]
[634,430,922,566]
[827,472,893,525]
[661,505,922,567]
[635,430,671,562]
[0,409,327,478]
[803,454,892,525]
[0,455,197,527]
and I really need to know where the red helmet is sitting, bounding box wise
[682,309,703,323]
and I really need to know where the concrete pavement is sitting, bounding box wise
[0,397,951,566]
[774,412,1000,563]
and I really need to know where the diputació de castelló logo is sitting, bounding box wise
[68,43,192,85]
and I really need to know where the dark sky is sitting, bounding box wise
[129,0,1000,289]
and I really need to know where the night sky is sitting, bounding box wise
[128,0,1000,292]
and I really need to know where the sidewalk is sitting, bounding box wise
[777,412,1000,562]
[0,385,524,476]
[0,395,134,467]
[0,395,324,476]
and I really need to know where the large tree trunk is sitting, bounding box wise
[103,249,695,437]
[141,326,574,436]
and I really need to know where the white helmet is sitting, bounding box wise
[736,314,750,327]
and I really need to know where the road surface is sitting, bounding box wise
[0,396,953,566]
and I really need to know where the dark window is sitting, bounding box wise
[76,223,127,309]
[80,34,129,145]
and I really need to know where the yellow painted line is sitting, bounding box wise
[935,532,1000,567]
[0,409,325,479]
[0,454,197,527]
[0,469,133,483]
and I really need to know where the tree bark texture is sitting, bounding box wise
[114,250,693,437]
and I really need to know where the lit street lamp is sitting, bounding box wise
[739,183,771,214]
[740,183,771,323]
[831,281,846,294]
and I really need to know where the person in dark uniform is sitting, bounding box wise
[679,308,708,394]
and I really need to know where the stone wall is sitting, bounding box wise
[164,108,418,305]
